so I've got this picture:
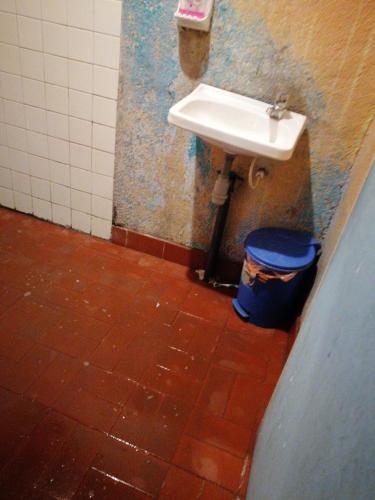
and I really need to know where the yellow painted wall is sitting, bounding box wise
[115,0,375,260]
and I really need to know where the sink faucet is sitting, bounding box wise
[267,92,289,120]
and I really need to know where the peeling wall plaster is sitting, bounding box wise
[114,0,375,261]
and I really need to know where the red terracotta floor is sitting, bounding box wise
[0,208,288,499]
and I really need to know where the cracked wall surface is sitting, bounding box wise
[114,0,375,261]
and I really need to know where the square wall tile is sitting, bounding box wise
[14,190,32,213]
[48,136,69,163]
[8,148,29,173]
[29,154,49,179]
[31,175,50,200]
[7,124,27,151]
[69,117,91,147]
[0,146,9,168]
[70,142,91,170]
[15,0,41,17]
[71,188,90,213]
[92,123,115,153]
[46,84,68,114]
[91,215,111,239]
[43,21,68,57]
[93,66,118,99]
[52,203,71,225]
[47,111,69,140]
[0,12,18,44]
[0,73,23,101]
[0,166,12,188]
[32,197,52,220]
[49,160,69,186]
[72,209,90,233]
[93,95,117,127]
[0,1,16,14]
[0,124,6,146]
[0,42,21,74]
[27,130,48,157]
[68,27,93,63]
[68,60,92,93]
[0,186,14,207]
[20,48,44,80]
[17,16,43,51]
[67,0,93,30]
[91,194,112,220]
[45,54,68,87]
[92,149,114,176]
[94,33,119,69]
[25,105,47,133]
[12,170,30,194]
[71,166,91,193]
[69,89,92,120]
[3,100,25,128]
[22,78,45,108]
[92,172,112,199]
[41,0,67,24]
[94,0,122,36]
[51,182,70,206]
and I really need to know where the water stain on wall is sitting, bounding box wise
[114,0,375,260]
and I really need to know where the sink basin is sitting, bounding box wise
[168,84,306,160]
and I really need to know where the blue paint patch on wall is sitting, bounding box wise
[188,136,213,179]
[115,0,352,260]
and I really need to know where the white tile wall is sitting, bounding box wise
[0,0,120,238]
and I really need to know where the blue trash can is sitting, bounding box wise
[233,228,320,328]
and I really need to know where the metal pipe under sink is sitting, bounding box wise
[203,153,237,283]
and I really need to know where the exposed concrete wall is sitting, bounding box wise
[114,0,375,260]
[302,118,375,316]
[247,159,375,500]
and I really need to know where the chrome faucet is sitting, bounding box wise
[267,92,289,120]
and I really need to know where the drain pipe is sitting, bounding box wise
[203,153,237,282]
[199,154,267,285]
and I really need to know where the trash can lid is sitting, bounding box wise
[245,227,319,272]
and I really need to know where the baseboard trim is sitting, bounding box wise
[111,225,242,282]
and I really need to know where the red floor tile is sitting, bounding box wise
[159,466,203,499]
[171,312,222,357]
[173,435,244,492]
[200,481,237,499]
[156,345,210,381]
[180,284,232,327]
[36,423,102,499]
[72,364,137,406]
[93,436,169,497]
[54,383,121,433]
[0,296,62,341]
[0,332,35,362]
[185,410,253,458]
[114,335,165,382]
[213,342,268,380]
[26,352,82,407]
[0,283,23,315]
[0,411,76,499]
[0,345,56,393]
[225,375,275,429]
[73,468,153,499]
[111,385,191,461]
[196,365,236,417]
[142,365,201,406]
[89,320,143,370]
[0,208,288,500]
[0,392,47,470]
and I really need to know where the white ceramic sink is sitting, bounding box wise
[168,84,306,160]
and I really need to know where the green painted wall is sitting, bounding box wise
[114,0,375,260]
